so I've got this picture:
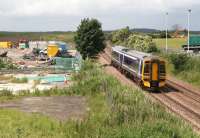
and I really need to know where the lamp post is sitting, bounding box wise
[187,9,191,53]
[165,12,168,52]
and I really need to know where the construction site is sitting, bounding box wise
[0,39,82,93]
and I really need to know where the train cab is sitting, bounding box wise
[142,58,166,89]
[111,46,166,90]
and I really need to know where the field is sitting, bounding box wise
[0,61,198,137]
[154,38,186,51]
[0,32,75,45]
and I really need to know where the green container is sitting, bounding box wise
[189,35,200,46]
[19,43,29,49]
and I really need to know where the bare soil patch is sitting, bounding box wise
[0,96,86,121]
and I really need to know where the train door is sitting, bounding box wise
[151,61,160,88]
[152,63,158,81]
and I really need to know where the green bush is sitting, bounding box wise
[127,34,158,53]
[168,53,190,71]
[0,59,17,70]
[147,43,159,53]
[111,27,131,44]
[159,31,172,38]
[0,59,6,69]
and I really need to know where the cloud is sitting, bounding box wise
[0,0,200,31]
[0,0,198,17]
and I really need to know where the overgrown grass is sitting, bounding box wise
[0,60,198,137]
[160,52,200,88]
[0,90,17,102]
[175,56,200,87]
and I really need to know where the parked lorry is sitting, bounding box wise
[182,35,200,53]
[0,42,12,48]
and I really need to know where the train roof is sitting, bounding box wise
[112,46,152,60]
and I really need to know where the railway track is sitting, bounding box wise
[100,49,200,132]
[166,79,200,104]
[150,88,200,131]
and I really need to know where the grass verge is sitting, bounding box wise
[0,60,198,137]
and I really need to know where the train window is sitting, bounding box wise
[160,64,166,74]
[112,51,119,60]
[123,56,139,72]
[144,63,150,74]
[135,60,139,72]
[139,61,143,75]
[120,54,123,63]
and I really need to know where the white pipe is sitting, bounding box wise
[187,9,191,53]
[165,12,168,52]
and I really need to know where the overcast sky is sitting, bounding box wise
[0,0,199,31]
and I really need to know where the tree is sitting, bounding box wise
[74,18,105,59]
[159,31,171,38]
[111,26,131,45]
[183,28,188,36]
[127,34,158,53]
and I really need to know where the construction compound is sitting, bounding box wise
[0,40,82,94]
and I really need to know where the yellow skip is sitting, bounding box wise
[47,45,59,57]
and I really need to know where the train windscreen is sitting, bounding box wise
[160,63,166,74]
[144,63,150,74]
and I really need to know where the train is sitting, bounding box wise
[111,46,166,89]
